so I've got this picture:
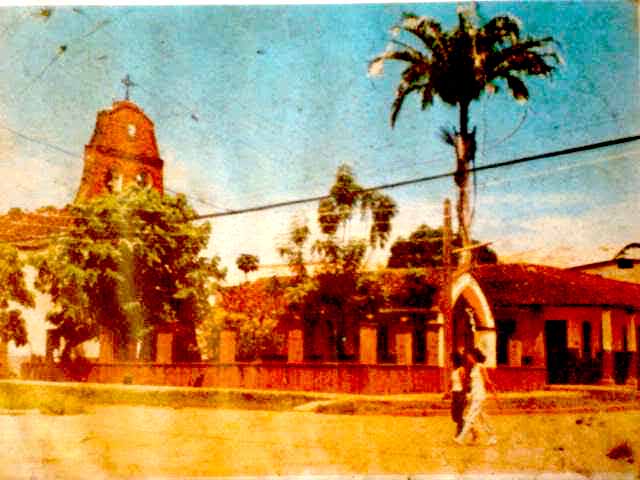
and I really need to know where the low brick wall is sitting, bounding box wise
[21,361,548,393]
[490,366,547,391]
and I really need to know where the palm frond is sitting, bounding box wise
[390,38,422,57]
[421,85,434,110]
[369,48,426,70]
[482,15,521,45]
[456,7,476,35]
[391,82,422,127]
[401,15,447,57]
[401,61,429,85]
[487,37,558,81]
[439,127,456,146]
[505,75,529,102]
[401,12,420,20]
[368,58,385,77]
[389,60,432,127]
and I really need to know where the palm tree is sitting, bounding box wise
[369,6,559,267]
[236,253,259,282]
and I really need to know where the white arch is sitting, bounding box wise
[451,272,495,330]
[451,272,496,366]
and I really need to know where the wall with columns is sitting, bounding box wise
[542,306,602,357]
[493,307,545,367]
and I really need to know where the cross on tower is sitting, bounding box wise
[121,74,136,100]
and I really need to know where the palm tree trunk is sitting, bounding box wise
[455,100,474,269]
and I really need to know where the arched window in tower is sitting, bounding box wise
[127,123,137,138]
[105,168,123,193]
[135,171,150,188]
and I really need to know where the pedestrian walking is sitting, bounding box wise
[450,351,467,436]
[454,347,497,446]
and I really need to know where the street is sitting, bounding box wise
[0,405,638,478]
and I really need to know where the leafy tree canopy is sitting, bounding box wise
[314,164,397,273]
[236,253,259,280]
[0,244,34,347]
[387,223,497,269]
[198,277,285,362]
[33,187,225,361]
[275,165,396,360]
[277,219,310,282]
[278,164,397,311]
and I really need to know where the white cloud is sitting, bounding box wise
[477,191,586,210]
[207,204,316,284]
[163,146,231,213]
[0,153,78,213]
[494,196,640,267]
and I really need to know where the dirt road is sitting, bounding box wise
[1,406,638,478]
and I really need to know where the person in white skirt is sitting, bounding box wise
[454,347,497,446]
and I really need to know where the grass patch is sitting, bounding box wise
[0,386,88,415]
[0,380,326,413]
[1,380,637,417]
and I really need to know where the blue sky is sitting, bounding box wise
[0,2,638,285]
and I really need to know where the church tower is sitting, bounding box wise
[75,90,164,203]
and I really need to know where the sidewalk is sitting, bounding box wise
[0,379,638,416]
[297,384,640,416]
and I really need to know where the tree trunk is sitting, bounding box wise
[454,100,475,269]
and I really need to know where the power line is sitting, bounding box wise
[7,8,634,213]
[1,134,638,246]
[3,15,639,219]
[0,122,78,165]
[193,134,640,220]
[0,115,231,214]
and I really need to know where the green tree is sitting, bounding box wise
[34,187,224,362]
[0,244,34,347]
[387,223,497,268]
[198,278,285,362]
[277,219,311,282]
[370,6,558,265]
[236,253,259,282]
[280,165,395,360]
[314,164,397,272]
[276,218,316,314]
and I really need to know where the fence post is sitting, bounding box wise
[156,332,174,364]
[599,310,614,385]
[0,340,7,377]
[359,315,378,365]
[219,328,237,363]
[287,315,304,363]
[395,317,413,365]
[98,329,115,363]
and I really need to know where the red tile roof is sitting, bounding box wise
[229,264,640,312]
[472,263,640,310]
[0,207,72,249]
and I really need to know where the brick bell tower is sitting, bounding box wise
[75,76,164,203]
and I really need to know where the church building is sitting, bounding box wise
[75,99,164,202]
[0,88,166,372]
[5,87,639,394]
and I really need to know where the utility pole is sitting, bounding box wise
[442,198,453,392]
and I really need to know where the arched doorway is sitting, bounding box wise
[452,297,476,356]
[450,273,496,367]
